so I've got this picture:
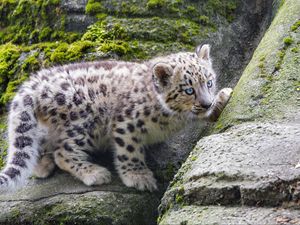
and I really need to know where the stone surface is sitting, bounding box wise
[0,172,160,225]
[160,122,300,212]
[160,206,300,225]
[159,0,300,223]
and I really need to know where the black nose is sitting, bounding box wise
[201,103,211,109]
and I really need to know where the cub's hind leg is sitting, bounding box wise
[54,137,111,186]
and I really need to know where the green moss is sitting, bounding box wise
[0,0,81,45]
[291,20,300,31]
[283,36,294,46]
[0,115,7,169]
[146,0,166,9]
[199,15,210,25]
[39,27,53,42]
[175,186,185,204]
[85,0,103,15]
[0,43,22,104]
[82,17,209,56]
[50,41,95,63]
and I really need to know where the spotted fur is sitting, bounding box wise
[0,44,232,192]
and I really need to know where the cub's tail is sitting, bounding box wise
[0,85,41,192]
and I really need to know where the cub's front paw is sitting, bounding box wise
[219,88,232,104]
[120,169,157,192]
[218,88,233,104]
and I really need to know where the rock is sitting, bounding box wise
[159,122,300,211]
[160,206,300,225]
[0,172,160,225]
[159,0,300,223]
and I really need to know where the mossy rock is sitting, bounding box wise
[159,0,300,223]
[213,0,300,132]
[0,173,160,225]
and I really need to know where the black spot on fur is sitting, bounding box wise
[100,84,107,96]
[85,104,93,113]
[141,127,148,133]
[66,130,75,137]
[0,175,8,183]
[79,110,88,118]
[144,107,151,116]
[11,152,30,168]
[151,117,158,123]
[23,95,33,107]
[87,76,99,83]
[20,111,31,121]
[73,93,82,105]
[131,158,139,163]
[117,115,124,122]
[31,83,38,90]
[55,93,66,105]
[73,125,85,135]
[59,113,67,120]
[98,107,106,116]
[51,118,58,124]
[16,123,33,133]
[75,139,85,146]
[4,167,21,178]
[116,128,125,134]
[127,123,135,132]
[75,77,85,86]
[14,136,33,149]
[126,145,135,152]
[64,143,73,152]
[61,82,70,91]
[115,137,125,147]
[41,75,49,81]
[88,89,96,101]
[41,92,48,99]
[125,107,133,117]
[162,112,170,117]
[137,120,144,128]
[117,154,129,162]
[49,108,57,116]
[132,137,139,143]
[70,111,78,121]
[135,111,140,118]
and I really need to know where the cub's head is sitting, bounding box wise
[152,44,217,118]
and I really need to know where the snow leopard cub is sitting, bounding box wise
[0,44,232,192]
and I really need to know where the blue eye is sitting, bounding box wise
[185,87,194,95]
[207,80,213,88]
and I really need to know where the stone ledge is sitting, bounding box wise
[160,122,300,214]
[0,173,160,225]
[159,205,300,225]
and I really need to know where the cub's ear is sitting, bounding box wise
[152,62,173,91]
[196,44,211,63]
